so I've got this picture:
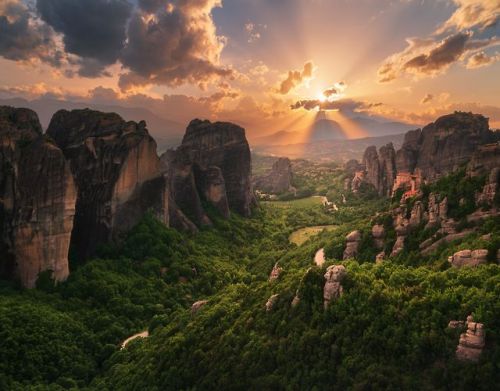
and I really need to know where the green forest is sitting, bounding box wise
[1,169,499,390]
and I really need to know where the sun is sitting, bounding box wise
[317,92,327,102]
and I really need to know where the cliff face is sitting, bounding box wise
[254,157,293,194]
[182,119,255,216]
[0,107,76,288]
[356,112,497,197]
[163,119,255,229]
[362,143,396,196]
[46,109,168,260]
[396,112,494,179]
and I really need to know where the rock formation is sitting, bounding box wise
[265,294,279,312]
[395,112,494,180]
[355,112,497,199]
[476,167,499,206]
[191,300,208,315]
[46,109,168,260]
[343,230,361,260]
[0,106,76,288]
[268,262,282,281]
[362,143,396,196]
[467,142,500,177]
[323,265,346,308]
[372,224,385,250]
[456,315,485,362]
[163,119,256,229]
[254,157,294,194]
[448,249,488,268]
[426,193,448,229]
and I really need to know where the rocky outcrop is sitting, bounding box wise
[396,112,494,180]
[265,294,279,312]
[409,200,425,227]
[163,119,255,229]
[254,157,294,194]
[467,142,500,177]
[181,119,255,216]
[362,143,396,196]
[476,167,499,206]
[0,107,76,287]
[343,230,361,260]
[191,300,208,315]
[46,109,168,260]
[269,262,282,281]
[456,315,485,362]
[426,193,448,229]
[448,249,488,268]
[323,265,346,308]
[372,224,385,250]
[391,206,409,256]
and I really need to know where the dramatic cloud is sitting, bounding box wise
[403,32,470,74]
[421,94,434,104]
[119,0,232,90]
[291,98,382,112]
[466,51,500,68]
[378,0,500,82]
[437,0,500,33]
[277,61,315,94]
[0,1,59,65]
[36,0,132,75]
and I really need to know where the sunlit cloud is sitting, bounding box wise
[277,61,315,94]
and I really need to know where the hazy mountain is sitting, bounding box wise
[0,97,185,151]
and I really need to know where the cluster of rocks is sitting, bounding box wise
[343,230,361,260]
[346,112,497,198]
[0,107,255,287]
[449,315,485,362]
[323,265,346,308]
[268,262,282,281]
[265,293,279,312]
[448,249,488,268]
[254,157,294,194]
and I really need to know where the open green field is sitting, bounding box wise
[289,225,338,245]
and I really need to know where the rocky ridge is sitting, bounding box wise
[0,107,76,287]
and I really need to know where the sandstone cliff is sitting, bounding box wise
[46,109,168,260]
[0,106,76,288]
[162,119,255,229]
[355,112,497,198]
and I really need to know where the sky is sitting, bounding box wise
[0,0,499,140]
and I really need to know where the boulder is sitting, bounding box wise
[323,265,346,308]
[0,107,76,288]
[254,157,293,194]
[375,251,386,264]
[448,320,465,329]
[191,300,208,314]
[448,249,488,268]
[371,224,385,249]
[265,294,279,312]
[46,109,168,260]
[409,200,424,227]
[268,262,282,281]
[456,315,485,362]
[343,230,361,260]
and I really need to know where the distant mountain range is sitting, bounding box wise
[253,113,417,146]
[0,97,185,151]
[252,133,407,162]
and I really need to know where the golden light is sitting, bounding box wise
[317,92,326,102]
